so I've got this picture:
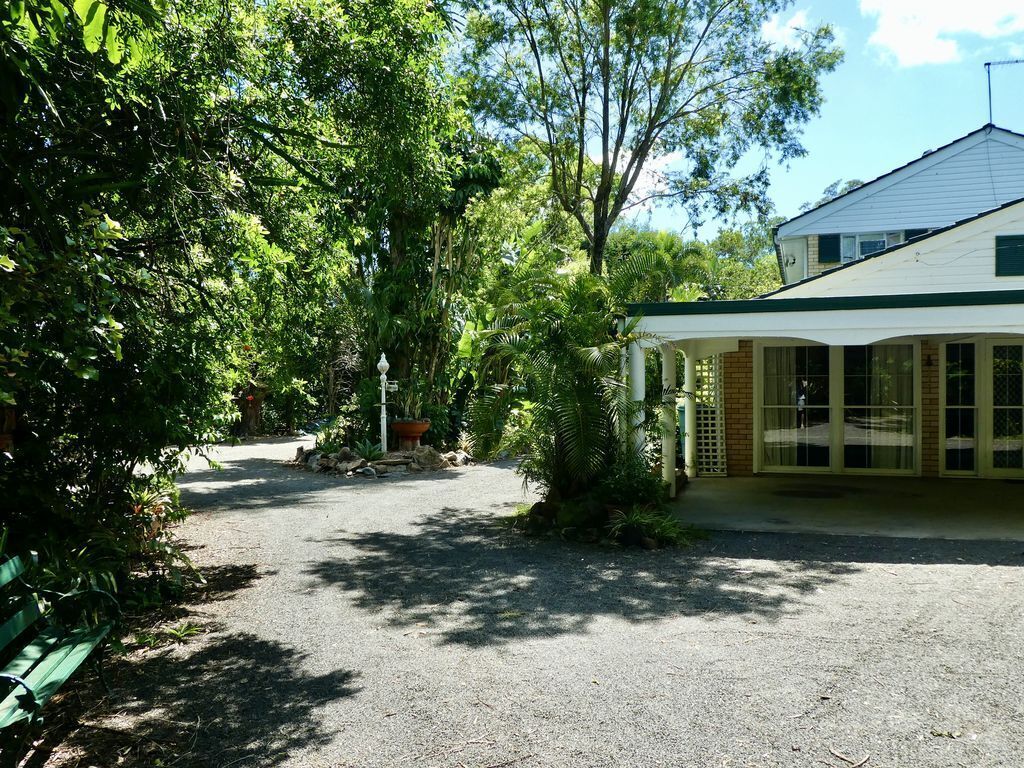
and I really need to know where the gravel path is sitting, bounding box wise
[56,438,1024,767]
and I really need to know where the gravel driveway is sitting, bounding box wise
[51,438,1024,767]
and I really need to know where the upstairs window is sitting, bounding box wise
[995,235,1024,276]
[840,232,902,264]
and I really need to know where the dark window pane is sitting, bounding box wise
[945,343,975,406]
[944,407,976,472]
[843,407,915,470]
[946,448,976,471]
[994,346,1023,407]
[860,237,886,256]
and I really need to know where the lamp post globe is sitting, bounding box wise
[377,354,390,376]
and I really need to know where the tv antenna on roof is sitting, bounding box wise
[984,59,1024,124]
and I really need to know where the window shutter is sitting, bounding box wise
[905,228,929,241]
[995,235,1024,276]
[818,234,841,263]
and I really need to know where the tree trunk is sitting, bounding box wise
[590,225,607,276]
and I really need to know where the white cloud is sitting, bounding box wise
[861,0,1024,67]
[762,9,809,48]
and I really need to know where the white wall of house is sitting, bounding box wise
[777,127,1024,239]
[770,201,1024,299]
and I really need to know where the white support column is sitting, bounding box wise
[683,350,698,478]
[660,343,678,497]
[627,340,646,453]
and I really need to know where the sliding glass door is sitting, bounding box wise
[761,345,830,469]
[758,342,918,474]
[842,345,916,471]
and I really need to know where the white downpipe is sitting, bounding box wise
[627,341,645,454]
[660,343,678,497]
[683,352,698,478]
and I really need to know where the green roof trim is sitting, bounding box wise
[627,289,1024,318]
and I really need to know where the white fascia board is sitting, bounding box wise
[635,303,1024,348]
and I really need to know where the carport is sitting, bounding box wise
[676,473,1024,541]
[625,289,1024,496]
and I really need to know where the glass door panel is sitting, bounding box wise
[992,344,1024,470]
[762,346,830,468]
[944,343,977,472]
[843,345,916,471]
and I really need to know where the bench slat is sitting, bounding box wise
[0,624,110,728]
[2,626,63,680]
[0,557,27,592]
[0,601,43,652]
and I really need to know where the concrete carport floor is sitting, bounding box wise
[674,474,1024,541]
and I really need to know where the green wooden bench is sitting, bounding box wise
[0,554,116,762]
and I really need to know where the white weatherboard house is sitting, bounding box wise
[628,124,1024,496]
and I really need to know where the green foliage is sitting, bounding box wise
[162,620,204,643]
[596,450,667,509]
[800,179,865,212]
[605,220,783,303]
[314,410,357,454]
[0,0,464,600]
[606,506,697,548]
[462,0,842,273]
[353,439,385,462]
[470,268,646,499]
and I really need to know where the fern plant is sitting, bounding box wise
[470,269,650,500]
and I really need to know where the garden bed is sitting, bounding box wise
[289,445,473,478]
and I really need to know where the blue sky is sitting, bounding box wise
[638,0,1024,236]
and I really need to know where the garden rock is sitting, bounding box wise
[306,453,321,470]
[412,445,447,470]
[529,500,558,522]
[378,453,414,466]
[408,462,424,473]
[337,446,354,460]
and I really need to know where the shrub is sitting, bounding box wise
[606,506,698,548]
[596,450,667,508]
[353,439,384,461]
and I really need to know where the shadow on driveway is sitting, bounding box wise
[177,455,515,513]
[35,565,360,768]
[303,507,865,647]
[304,509,1024,648]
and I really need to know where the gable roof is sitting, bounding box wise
[766,195,1024,297]
[775,124,1024,240]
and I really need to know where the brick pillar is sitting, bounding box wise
[805,234,821,276]
[723,340,754,476]
[920,339,940,477]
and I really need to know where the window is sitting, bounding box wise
[842,345,916,470]
[943,343,976,472]
[995,235,1024,276]
[840,232,903,264]
[761,346,830,468]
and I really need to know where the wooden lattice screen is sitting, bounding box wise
[695,355,727,475]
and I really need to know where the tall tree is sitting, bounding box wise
[462,0,841,275]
